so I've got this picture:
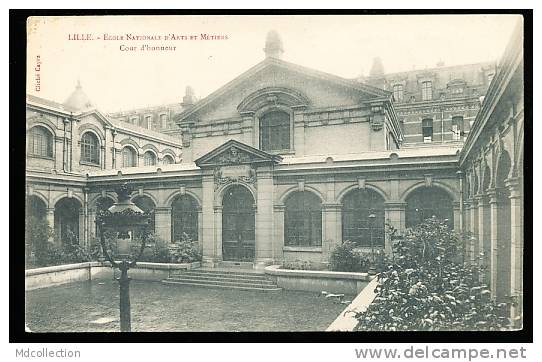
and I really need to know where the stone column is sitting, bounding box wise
[46,207,55,243]
[384,201,406,254]
[322,203,342,261]
[453,201,461,232]
[293,111,306,156]
[488,189,499,297]
[463,200,471,260]
[273,205,285,263]
[507,177,523,324]
[213,205,223,262]
[154,207,172,242]
[255,167,274,268]
[201,172,217,266]
[469,198,479,264]
[477,195,491,283]
[197,208,203,255]
[71,119,79,172]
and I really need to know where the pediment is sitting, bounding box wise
[195,139,282,168]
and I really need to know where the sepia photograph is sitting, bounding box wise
[21,13,526,336]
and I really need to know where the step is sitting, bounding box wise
[162,279,281,292]
[167,273,276,284]
[216,261,255,270]
[165,277,277,288]
[170,270,270,281]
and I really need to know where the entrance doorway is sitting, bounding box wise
[222,185,255,261]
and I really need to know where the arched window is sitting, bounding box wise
[171,195,199,242]
[393,84,404,102]
[162,155,174,165]
[284,191,322,247]
[122,147,137,167]
[406,187,454,228]
[260,111,290,152]
[54,197,81,246]
[28,126,53,158]
[421,80,433,101]
[143,151,156,166]
[81,132,100,164]
[95,197,114,236]
[342,189,385,247]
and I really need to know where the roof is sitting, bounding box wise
[177,57,391,123]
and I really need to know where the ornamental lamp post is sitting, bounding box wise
[367,213,377,275]
[96,183,151,332]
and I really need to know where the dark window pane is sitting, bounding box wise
[284,191,322,247]
[406,187,454,228]
[260,111,290,151]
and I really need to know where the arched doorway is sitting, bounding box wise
[405,186,454,228]
[26,195,48,265]
[54,197,82,246]
[132,195,156,234]
[95,197,114,236]
[222,185,255,261]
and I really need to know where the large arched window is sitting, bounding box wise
[162,155,174,165]
[81,132,100,164]
[122,147,137,167]
[260,111,290,152]
[284,191,322,247]
[406,187,454,228]
[54,197,81,245]
[28,126,53,158]
[95,197,114,236]
[342,189,385,247]
[171,195,199,242]
[143,151,156,166]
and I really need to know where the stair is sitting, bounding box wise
[162,268,281,292]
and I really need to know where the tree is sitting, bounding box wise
[355,218,510,331]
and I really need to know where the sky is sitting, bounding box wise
[26,15,521,113]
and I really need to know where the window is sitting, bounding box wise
[144,115,152,129]
[406,187,454,228]
[28,126,53,158]
[172,195,199,242]
[342,189,385,247]
[143,151,156,166]
[160,114,168,129]
[393,84,404,102]
[80,132,100,164]
[284,191,322,247]
[451,116,464,141]
[133,195,156,234]
[260,111,290,151]
[162,155,174,165]
[422,119,433,143]
[122,147,137,167]
[421,81,433,101]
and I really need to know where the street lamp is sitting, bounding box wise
[96,183,151,332]
[368,213,377,275]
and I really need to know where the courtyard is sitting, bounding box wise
[25,280,350,332]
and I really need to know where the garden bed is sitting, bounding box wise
[265,265,372,294]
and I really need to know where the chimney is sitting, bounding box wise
[263,30,284,59]
[182,86,196,107]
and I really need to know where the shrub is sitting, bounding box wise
[355,218,510,331]
[281,259,323,271]
[25,216,53,268]
[169,232,201,263]
[329,241,372,272]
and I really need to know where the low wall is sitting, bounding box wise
[326,277,379,331]
[25,261,201,290]
[264,265,372,295]
[25,262,109,290]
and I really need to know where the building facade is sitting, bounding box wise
[25,28,524,320]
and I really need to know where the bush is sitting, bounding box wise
[281,259,323,271]
[329,241,372,272]
[355,218,510,331]
[169,232,202,263]
[25,216,53,267]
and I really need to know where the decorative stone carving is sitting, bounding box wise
[214,164,256,188]
[216,146,252,165]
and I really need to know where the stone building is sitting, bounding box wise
[25,27,524,321]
